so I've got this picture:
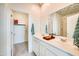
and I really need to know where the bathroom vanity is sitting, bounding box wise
[32,34,79,56]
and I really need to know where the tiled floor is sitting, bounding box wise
[13,42,35,56]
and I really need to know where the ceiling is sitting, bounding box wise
[56,3,79,16]
[36,3,44,7]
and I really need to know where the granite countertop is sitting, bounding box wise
[34,34,79,56]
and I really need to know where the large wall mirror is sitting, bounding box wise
[48,3,79,39]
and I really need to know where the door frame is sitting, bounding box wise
[10,9,33,56]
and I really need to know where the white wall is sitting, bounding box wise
[0,4,11,56]
[28,5,41,52]
[40,13,49,34]
[0,4,7,56]
[30,4,41,34]
[67,13,79,38]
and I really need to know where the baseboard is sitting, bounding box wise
[14,41,28,45]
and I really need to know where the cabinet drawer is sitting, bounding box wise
[45,48,57,56]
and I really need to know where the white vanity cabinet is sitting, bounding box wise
[33,37,57,56]
[33,35,73,56]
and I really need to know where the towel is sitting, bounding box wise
[31,23,35,35]
[73,17,79,48]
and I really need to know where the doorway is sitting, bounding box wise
[11,10,29,56]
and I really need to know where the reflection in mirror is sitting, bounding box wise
[73,17,79,48]
[48,3,79,39]
[48,13,67,37]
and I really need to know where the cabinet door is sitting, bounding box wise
[45,49,57,56]
[40,44,46,56]
[33,38,40,56]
